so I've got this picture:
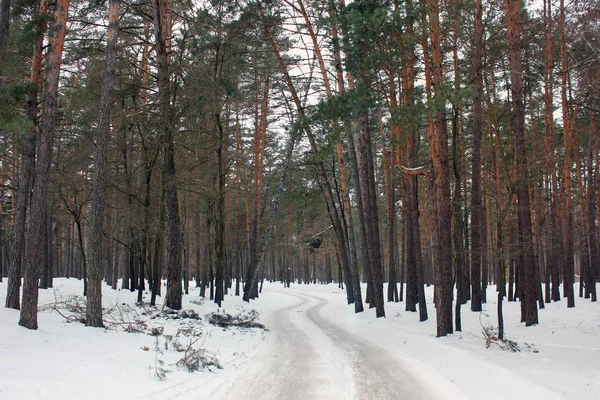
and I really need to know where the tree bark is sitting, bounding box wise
[86,0,119,328]
[5,0,49,310]
[428,0,453,336]
[357,103,385,318]
[505,0,539,325]
[39,207,49,289]
[320,0,364,312]
[214,111,226,307]
[559,0,575,308]
[382,141,397,303]
[152,0,181,310]
[19,0,71,330]
[585,70,599,302]
[470,0,484,313]
[247,71,268,300]
[542,0,561,303]
[402,0,420,315]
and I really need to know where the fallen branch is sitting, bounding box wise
[482,325,520,352]
[207,310,265,329]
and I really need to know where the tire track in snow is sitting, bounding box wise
[287,291,468,400]
[221,292,351,400]
[296,292,437,400]
[222,289,466,400]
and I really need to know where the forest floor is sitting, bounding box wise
[0,279,599,399]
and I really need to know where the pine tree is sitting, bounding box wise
[86,0,120,327]
[505,0,538,326]
[20,0,71,330]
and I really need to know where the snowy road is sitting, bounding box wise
[221,290,466,400]
[2,279,591,400]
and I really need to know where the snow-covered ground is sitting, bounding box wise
[0,279,599,399]
[306,283,600,400]
[0,279,270,400]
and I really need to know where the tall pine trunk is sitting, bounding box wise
[152,0,181,310]
[5,0,49,310]
[585,71,599,302]
[214,112,226,307]
[559,0,575,308]
[542,0,561,303]
[470,0,484,313]
[317,0,364,312]
[403,0,424,318]
[505,0,539,326]
[357,101,385,318]
[19,0,71,329]
[86,0,119,328]
[428,0,453,337]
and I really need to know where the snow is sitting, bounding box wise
[308,283,600,400]
[1,279,599,399]
[0,279,270,400]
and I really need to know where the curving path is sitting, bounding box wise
[221,290,464,400]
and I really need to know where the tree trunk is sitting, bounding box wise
[586,71,599,302]
[402,0,420,315]
[470,0,484,313]
[151,166,165,306]
[428,0,453,337]
[39,207,49,289]
[450,0,465,332]
[45,209,53,288]
[559,0,575,308]
[5,0,49,310]
[152,0,181,310]
[542,0,561,303]
[505,0,539,325]
[86,0,119,327]
[357,105,385,318]
[19,0,71,330]
[111,207,119,290]
[325,0,363,312]
[214,111,226,307]
[405,0,427,322]
[383,143,397,303]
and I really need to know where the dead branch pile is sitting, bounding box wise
[39,294,87,323]
[39,290,147,332]
[207,309,265,329]
[159,309,201,320]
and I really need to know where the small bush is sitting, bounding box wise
[152,337,170,381]
[176,339,222,373]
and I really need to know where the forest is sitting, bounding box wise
[0,0,598,343]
